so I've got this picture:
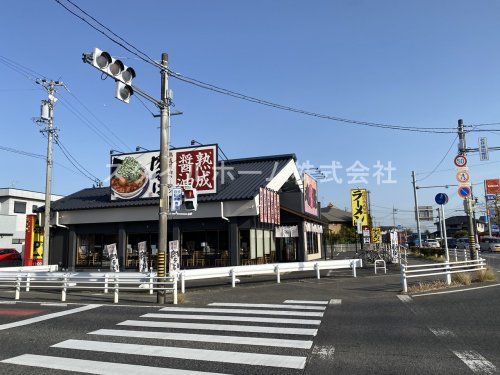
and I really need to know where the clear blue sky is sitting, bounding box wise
[1,0,499,229]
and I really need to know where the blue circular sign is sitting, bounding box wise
[435,193,449,205]
[458,186,472,199]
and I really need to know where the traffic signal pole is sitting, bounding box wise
[411,171,422,248]
[158,53,171,304]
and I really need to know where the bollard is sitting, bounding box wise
[231,269,236,288]
[173,275,178,305]
[114,277,119,304]
[352,262,357,278]
[15,275,21,300]
[104,273,109,294]
[275,265,280,284]
[401,264,408,293]
[26,273,31,292]
[149,272,154,295]
[62,274,68,302]
[315,263,320,279]
[445,262,451,285]
[180,272,185,294]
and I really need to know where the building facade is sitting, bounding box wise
[45,154,327,271]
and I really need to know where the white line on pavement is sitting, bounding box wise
[428,328,456,338]
[118,320,318,336]
[52,339,308,369]
[397,295,412,303]
[208,303,326,310]
[0,301,16,304]
[89,329,313,349]
[329,299,342,305]
[159,307,323,317]
[1,354,228,375]
[412,283,500,297]
[141,313,321,325]
[453,350,497,374]
[283,300,329,305]
[40,303,68,307]
[0,304,101,331]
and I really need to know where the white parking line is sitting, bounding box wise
[453,350,497,374]
[159,307,323,317]
[329,299,342,305]
[208,303,325,310]
[0,301,16,304]
[0,304,101,331]
[283,300,329,305]
[428,328,456,338]
[89,329,314,349]
[40,303,68,307]
[397,295,412,303]
[118,320,318,336]
[142,313,321,325]
[1,354,228,375]
[412,283,500,297]
[53,339,308,369]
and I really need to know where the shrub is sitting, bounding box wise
[452,272,472,285]
[473,268,497,282]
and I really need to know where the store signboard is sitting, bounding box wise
[169,240,180,274]
[138,241,148,273]
[259,187,280,225]
[106,243,119,272]
[23,214,44,266]
[485,178,500,194]
[303,173,318,216]
[351,189,369,226]
[110,145,217,200]
[418,206,434,221]
[371,227,382,244]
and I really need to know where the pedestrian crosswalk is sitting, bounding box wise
[1,299,333,374]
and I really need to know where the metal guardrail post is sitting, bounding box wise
[104,273,109,294]
[26,273,31,292]
[149,272,154,295]
[314,263,320,279]
[454,248,458,262]
[15,275,21,300]
[352,262,357,278]
[62,274,68,302]
[275,265,280,284]
[401,264,408,293]
[114,276,119,304]
[445,261,451,285]
[180,272,185,294]
[173,274,178,305]
[230,269,236,288]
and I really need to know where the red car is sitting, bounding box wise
[0,248,22,267]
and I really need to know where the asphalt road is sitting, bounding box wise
[0,263,498,375]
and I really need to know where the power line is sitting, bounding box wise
[52,0,461,134]
[416,135,458,182]
[54,135,101,183]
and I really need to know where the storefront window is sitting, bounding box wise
[307,232,319,254]
[182,230,229,268]
[127,233,158,270]
[241,229,276,265]
[76,234,118,268]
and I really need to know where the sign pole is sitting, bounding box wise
[441,204,451,285]
[412,171,422,248]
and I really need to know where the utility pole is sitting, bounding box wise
[37,79,64,266]
[392,205,397,228]
[411,171,422,247]
[457,119,477,260]
[157,53,171,304]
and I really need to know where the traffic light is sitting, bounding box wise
[183,187,198,211]
[91,48,136,103]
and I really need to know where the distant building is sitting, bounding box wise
[321,203,352,234]
[0,188,63,252]
[434,215,486,238]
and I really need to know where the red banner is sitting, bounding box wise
[485,178,500,194]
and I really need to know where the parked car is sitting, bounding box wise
[0,248,22,267]
[424,239,440,248]
[480,237,500,252]
[456,238,481,251]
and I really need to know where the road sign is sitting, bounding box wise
[456,170,470,184]
[458,185,472,200]
[454,154,467,167]
[170,187,183,212]
[435,193,449,205]
[486,194,496,201]
[397,224,403,230]
[479,137,489,161]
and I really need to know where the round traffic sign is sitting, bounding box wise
[456,170,470,183]
[435,193,449,205]
[454,154,467,167]
[457,185,472,199]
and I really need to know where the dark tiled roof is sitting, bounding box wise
[51,154,295,212]
[321,205,352,223]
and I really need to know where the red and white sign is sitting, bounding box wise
[259,187,280,225]
[485,178,500,194]
[454,154,467,167]
[172,145,217,194]
[456,169,470,184]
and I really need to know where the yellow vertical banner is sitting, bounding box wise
[351,189,369,226]
[371,227,382,244]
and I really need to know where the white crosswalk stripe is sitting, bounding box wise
[1,301,330,374]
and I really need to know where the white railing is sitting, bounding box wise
[374,259,386,274]
[178,259,363,293]
[0,272,177,304]
[400,258,486,293]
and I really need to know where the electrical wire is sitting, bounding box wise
[52,0,461,134]
[416,135,458,182]
[136,95,157,117]
[54,135,101,183]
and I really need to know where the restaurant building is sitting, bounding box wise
[46,151,327,271]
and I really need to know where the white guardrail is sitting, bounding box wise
[0,272,177,304]
[0,265,59,272]
[400,258,486,293]
[178,259,363,293]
